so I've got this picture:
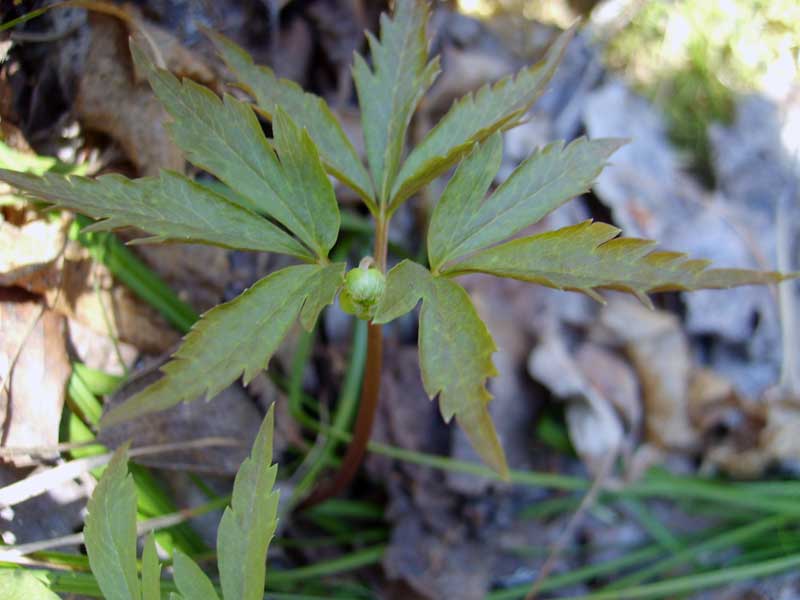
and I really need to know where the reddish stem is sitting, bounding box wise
[297,213,388,511]
[297,322,383,510]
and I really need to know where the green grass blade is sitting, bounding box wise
[294,319,368,501]
[267,545,386,585]
[0,8,48,32]
[607,515,791,590]
[486,543,666,599]
[70,216,197,333]
[558,552,800,599]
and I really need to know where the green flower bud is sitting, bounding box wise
[339,266,386,320]
[338,288,360,316]
[344,267,385,304]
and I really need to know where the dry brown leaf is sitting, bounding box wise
[367,345,449,485]
[131,13,214,85]
[689,367,769,476]
[0,463,88,546]
[762,389,800,468]
[0,217,66,292]
[75,14,184,176]
[66,317,137,376]
[528,332,623,474]
[597,297,697,451]
[99,353,262,476]
[382,509,490,600]
[0,289,70,467]
[575,343,641,435]
[364,346,496,600]
[45,255,179,355]
[131,243,232,313]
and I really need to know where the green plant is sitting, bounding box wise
[82,405,278,600]
[0,0,793,505]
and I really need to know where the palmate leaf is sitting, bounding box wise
[352,0,439,205]
[100,262,344,427]
[132,44,340,259]
[172,550,219,600]
[218,405,279,600]
[374,261,509,477]
[428,136,624,271]
[0,570,61,600]
[205,30,375,209]
[445,220,794,306]
[353,0,439,205]
[427,132,504,272]
[83,445,139,600]
[0,168,312,260]
[389,25,575,210]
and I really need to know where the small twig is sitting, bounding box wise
[0,437,241,508]
[0,494,229,558]
[524,449,617,600]
[777,185,799,394]
[0,440,100,458]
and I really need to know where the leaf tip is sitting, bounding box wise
[633,289,655,310]
[582,288,607,305]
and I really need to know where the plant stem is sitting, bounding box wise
[373,213,389,272]
[298,213,388,510]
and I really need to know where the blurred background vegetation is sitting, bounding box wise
[457,0,800,185]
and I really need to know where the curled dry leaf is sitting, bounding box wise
[596,297,697,451]
[575,343,641,436]
[75,18,178,176]
[688,371,800,477]
[761,388,800,470]
[46,253,179,355]
[0,216,67,292]
[66,317,137,376]
[75,11,211,176]
[528,332,623,474]
[0,290,71,467]
[689,367,769,477]
[99,352,262,476]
